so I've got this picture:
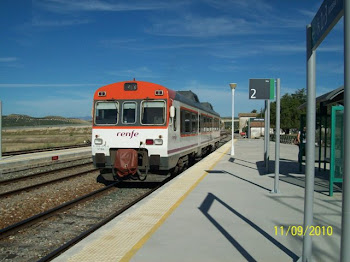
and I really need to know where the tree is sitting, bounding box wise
[270,88,306,133]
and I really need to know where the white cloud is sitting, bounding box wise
[107,67,162,79]
[0,57,18,62]
[14,97,92,117]
[101,38,214,50]
[34,0,185,13]
[147,15,264,37]
[32,18,91,27]
[318,45,344,53]
[0,83,98,88]
[203,0,273,15]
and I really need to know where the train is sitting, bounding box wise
[91,80,221,180]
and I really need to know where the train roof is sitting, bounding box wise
[95,80,220,117]
[174,90,220,117]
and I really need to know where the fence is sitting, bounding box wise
[269,134,297,145]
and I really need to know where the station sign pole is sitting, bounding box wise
[341,1,350,260]
[264,100,268,169]
[302,0,345,260]
[266,100,270,172]
[302,24,317,262]
[249,79,279,188]
[272,79,281,194]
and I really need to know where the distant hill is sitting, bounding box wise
[2,114,91,127]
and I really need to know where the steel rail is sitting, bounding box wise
[0,182,118,239]
[0,168,98,198]
[3,143,90,157]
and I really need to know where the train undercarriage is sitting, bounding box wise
[93,141,220,181]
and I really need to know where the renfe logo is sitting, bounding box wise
[116,130,139,139]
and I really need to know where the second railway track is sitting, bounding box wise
[0,163,98,198]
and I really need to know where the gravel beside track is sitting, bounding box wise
[0,170,101,229]
[0,156,92,180]
[0,163,97,197]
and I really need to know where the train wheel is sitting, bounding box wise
[137,169,147,181]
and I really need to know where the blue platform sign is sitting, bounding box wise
[311,0,344,50]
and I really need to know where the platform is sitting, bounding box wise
[0,147,91,172]
[53,139,342,262]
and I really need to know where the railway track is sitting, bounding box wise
[2,143,90,157]
[0,163,97,198]
[0,182,118,239]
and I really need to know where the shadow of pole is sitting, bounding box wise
[198,192,299,261]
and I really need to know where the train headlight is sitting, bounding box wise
[154,139,163,145]
[94,138,103,145]
[145,139,163,145]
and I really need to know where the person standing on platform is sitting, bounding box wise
[297,127,306,163]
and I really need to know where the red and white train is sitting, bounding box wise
[92,80,221,180]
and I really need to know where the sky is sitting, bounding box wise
[0,0,345,118]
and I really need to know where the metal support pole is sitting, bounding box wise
[341,1,350,260]
[231,88,235,156]
[264,100,267,165]
[302,24,316,262]
[229,83,237,156]
[266,100,270,172]
[0,100,2,160]
[324,115,328,171]
[272,79,280,194]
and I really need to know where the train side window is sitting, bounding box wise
[185,112,191,133]
[173,107,177,131]
[95,101,119,125]
[204,117,208,132]
[192,113,197,133]
[122,102,136,124]
[216,118,220,130]
[181,109,191,134]
[199,115,201,133]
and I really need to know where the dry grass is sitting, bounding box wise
[2,126,92,152]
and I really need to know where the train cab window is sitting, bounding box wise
[141,101,165,125]
[95,101,119,125]
[122,102,136,124]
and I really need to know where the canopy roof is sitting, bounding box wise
[299,85,344,109]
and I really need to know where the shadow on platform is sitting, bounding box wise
[198,192,299,262]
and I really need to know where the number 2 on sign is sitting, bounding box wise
[250,88,256,99]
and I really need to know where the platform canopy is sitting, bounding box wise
[299,86,344,110]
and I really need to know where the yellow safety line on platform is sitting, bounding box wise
[120,142,231,261]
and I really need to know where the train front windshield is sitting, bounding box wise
[94,100,166,126]
[95,101,119,125]
[141,101,165,125]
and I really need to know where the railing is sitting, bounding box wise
[269,134,297,144]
